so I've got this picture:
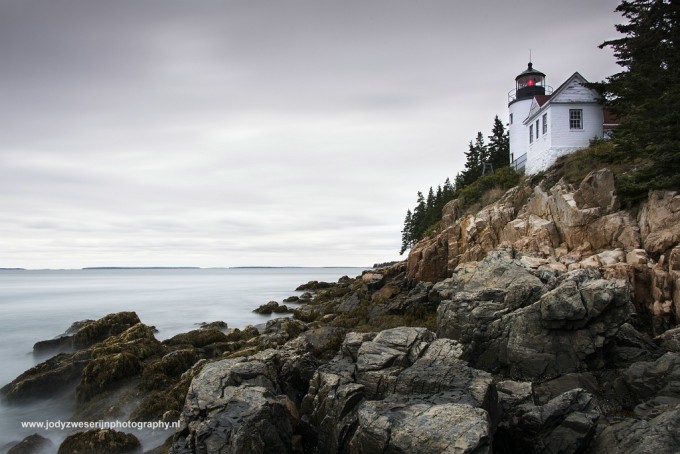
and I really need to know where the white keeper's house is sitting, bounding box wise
[508,62,618,174]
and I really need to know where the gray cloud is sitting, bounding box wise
[0,0,622,268]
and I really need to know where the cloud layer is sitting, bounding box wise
[0,0,622,268]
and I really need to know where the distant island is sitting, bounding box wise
[229,266,366,269]
[82,267,201,270]
[0,268,25,271]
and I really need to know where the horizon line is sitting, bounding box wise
[0,265,373,271]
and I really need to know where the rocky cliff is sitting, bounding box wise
[407,168,680,332]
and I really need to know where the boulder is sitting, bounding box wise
[163,328,228,348]
[7,434,54,454]
[72,312,141,349]
[196,320,228,330]
[495,389,599,454]
[76,352,143,402]
[604,323,662,368]
[655,326,680,352]
[296,280,334,291]
[573,169,619,212]
[438,264,634,380]
[361,272,385,291]
[382,282,435,315]
[349,396,492,454]
[615,352,680,407]
[89,323,164,360]
[301,327,499,453]
[297,326,346,358]
[2,322,164,404]
[336,293,361,313]
[428,276,461,303]
[300,357,365,453]
[58,429,141,454]
[171,356,296,454]
[254,301,289,314]
[1,350,91,402]
[592,405,680,454]
[464,248,544,292]
[33,336,75,356]
[638,190,680,256]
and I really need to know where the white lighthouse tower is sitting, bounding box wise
[508,63,548,169]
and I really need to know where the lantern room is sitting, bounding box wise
[509,62,546,104]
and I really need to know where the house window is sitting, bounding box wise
[569,109,583,129]
[542,113,548,134]
[529,125,533,144]
[536,120,540,137]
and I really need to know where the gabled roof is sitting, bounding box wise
[523,72,600,124]
[534,95,552,107]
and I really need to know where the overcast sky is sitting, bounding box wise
[1,0,623,269]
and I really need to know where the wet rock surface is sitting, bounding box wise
[6,434,54,454]
[299,327,498,454]
[57,429,142,454]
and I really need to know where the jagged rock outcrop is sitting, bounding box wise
[300,327,498,453]
[170,336,329,454]
[407,168,680,329]
[436,249,634,380]
[496,388,600,454]
[592,406,680,454]
[1,313,159,403]
[170,358,297,454]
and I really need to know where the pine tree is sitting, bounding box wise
[461,132,486,186]
[410,191,426,244]
[443,177,455,198]
[454,172,464,192]
[425,187,436,228]
[435,185,444,214]
[399,209,413,255]
[591,0,680,198]
[487,115,510,170]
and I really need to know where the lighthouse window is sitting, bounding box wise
[510,113,513,125]
[542,113,548,134]
[529,125,534,144]
[569,109,583,129]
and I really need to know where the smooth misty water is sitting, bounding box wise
[0,267,364,451]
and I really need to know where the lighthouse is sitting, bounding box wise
[508,62,547,168]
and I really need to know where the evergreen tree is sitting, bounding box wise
[461,132,486,186]
[399,209,413,255]
[487,115,510,170]
[443,178,455,198]
[591,0,680,198]
[410,191,426,245]
[476,131,490,169]
[399,113,518,254]
[435,185,444,214]
[425,187,436,228]
[454,172,464,192]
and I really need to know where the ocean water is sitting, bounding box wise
[0,267,364,450]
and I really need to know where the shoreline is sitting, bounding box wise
[2,255,679,453]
